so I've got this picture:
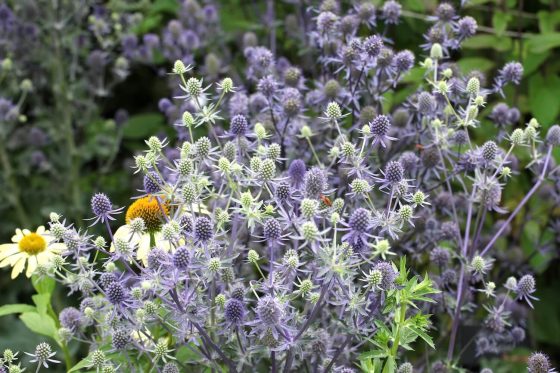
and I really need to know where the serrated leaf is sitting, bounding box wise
[359,350,388,360]
[0,304,36,317]
[407,325,435,349]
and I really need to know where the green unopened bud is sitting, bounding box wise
[500,166,511,178]
[430,43,443,60]
[173,60,188,74]
[182,111,194,127]
[466,77,480,96]
[220,77,234,93]
[254,122,267,140]
[20,79,33,92]
[422,57,433,69]
[248,249,259,263]
[528,118,539,129]
[1,58,12,71]
[510,128,525,146]
[300,125,313,138]
[325,102,342,119]
[474,95,485,107]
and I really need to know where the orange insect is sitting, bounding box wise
[415,143,424,151]
[320,194,332,207]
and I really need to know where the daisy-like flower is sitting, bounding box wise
[111,196,171,265]
[0,226,65,279]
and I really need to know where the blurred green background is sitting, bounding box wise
[0,0,559,370]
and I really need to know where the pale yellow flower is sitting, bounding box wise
[0,226,65,279]
[110,225,174,265]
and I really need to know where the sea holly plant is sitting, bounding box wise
[360,258,439,373]
[0,1,559,372]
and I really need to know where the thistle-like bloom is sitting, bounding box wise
[515,274,539,308]
[369,115,396,147]
[88,193,124,226]
[25,342,60,369]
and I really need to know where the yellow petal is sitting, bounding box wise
[11,257,26,279]
[137,234,151,266]
[110,225,132,253]
[0,244,18,259]
[49,243,66,253]
[26,256,37,277]
[0,252,24,267]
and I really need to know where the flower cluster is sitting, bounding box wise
[1,1,558,372]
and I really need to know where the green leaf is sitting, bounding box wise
[537,10,560,33]
[359,350,388,360]
[492,13,512,36]
[527,33,560,54]
[382,356,396,373]
[32,294,51,315]
[32,276,55,295]
[0,304,36,317]
[457,58,495,73]
[122,113,165,140]
[19,312,59,343]
[68,355,92,372]
[528,73,560,126]
[462,35,512,52]
[407,324,435,349]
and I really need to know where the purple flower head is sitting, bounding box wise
[499,62,523,85]
[111,328,131,350]
[434,2,456,23]
[393,50,415,73]
[382,1,402,25]
[455,16,477,39]
[143,172,163,194]
[229,114,248,136]
[384,161,404,185]
[288,159,307,187]
[89,193,123,226]
[373,261,397,290]
[194,217,213,243]
[263,218,282,241]
[172,246,190,269]
[105,281,128,305]
[257,75,278,98]
[370,115,396,147]
[224,298,245,326]
[256,295,284,326]
[527,352,553,373]
[303,167,327,198]
[363,35,383,58]
[59,307,82,332]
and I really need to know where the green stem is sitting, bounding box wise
[50,12,82,222]
[0,141,30,226]
[391,293,407,357]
